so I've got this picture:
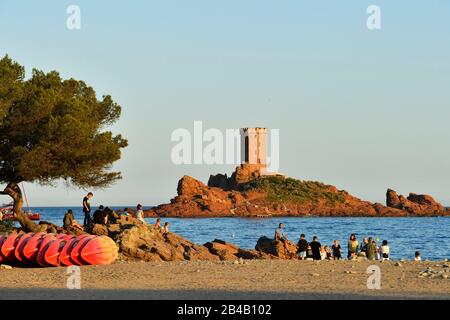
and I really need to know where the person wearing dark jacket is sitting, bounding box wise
[297,234,308,260]
[309,236,322,260]
[92,205,108,225]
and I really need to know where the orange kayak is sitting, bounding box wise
[0,236,6,263]
[1,233,20,262]
[14,233,33,263]
[44,238,67,267]
[22,233,46,262]
[0,232,118,267]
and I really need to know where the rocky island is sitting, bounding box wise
[145,164,449,218]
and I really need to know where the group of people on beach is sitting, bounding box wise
[275,223,422,261]
[62,192,170,236]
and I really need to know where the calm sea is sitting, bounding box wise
[24,206,450,261]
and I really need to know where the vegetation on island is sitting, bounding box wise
[0,55,128,232]
[248,176,347,205]
[0,218,15,233]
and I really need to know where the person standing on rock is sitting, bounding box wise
[82,192,93,228]
[347,234,359,259]
[275,223,287,241]
[297,234,308,260]
[136,204,145,223]
[310,236,322,260]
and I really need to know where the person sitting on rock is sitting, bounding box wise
[135,204,145,223]
[162,222,170,239]
[92,205,108,225]
[104,206,119,223]
[274,223,287,241]
[63,209,82,229]
[154,218,161,229]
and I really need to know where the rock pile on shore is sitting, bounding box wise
[418,264,450,279]
[88,216,276,262]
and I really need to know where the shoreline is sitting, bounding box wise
[147,214,450,218]
[1,260,449,300]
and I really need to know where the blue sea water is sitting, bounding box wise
[28,207,450,261]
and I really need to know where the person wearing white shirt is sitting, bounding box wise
[381,240,390,260]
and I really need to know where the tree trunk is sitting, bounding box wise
[2,182,41,233]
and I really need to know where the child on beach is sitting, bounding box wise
[324,245,332,260]
[415,251,422,261]
[381,240,390,260]
[306,245,314,260]
[332,240,342,260]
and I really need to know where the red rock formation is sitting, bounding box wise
[386,189,446,216]
[145,170,448,218]
[255,236,298,259]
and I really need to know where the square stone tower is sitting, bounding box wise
[240,127,268,174]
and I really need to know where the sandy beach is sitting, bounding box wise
[1,259,449,300]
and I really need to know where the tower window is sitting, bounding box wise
[245,136,249,163]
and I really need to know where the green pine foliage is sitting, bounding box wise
[0,55,128,188]
[248,176,347,205]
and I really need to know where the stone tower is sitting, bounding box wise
[240,127,268,174]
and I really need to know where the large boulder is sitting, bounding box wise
[91,224,109,236]
[203,239,240,261]
[386,189,446,215]
[255,236,298,259]
[386,189,402,208]
[114,220,219,262]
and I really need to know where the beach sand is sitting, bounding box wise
[0,260,449,300]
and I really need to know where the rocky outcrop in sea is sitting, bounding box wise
[145,165,449,218]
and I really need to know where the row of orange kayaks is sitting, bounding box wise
[0,233,118,267]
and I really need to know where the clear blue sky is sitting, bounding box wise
[1,0,449,207]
